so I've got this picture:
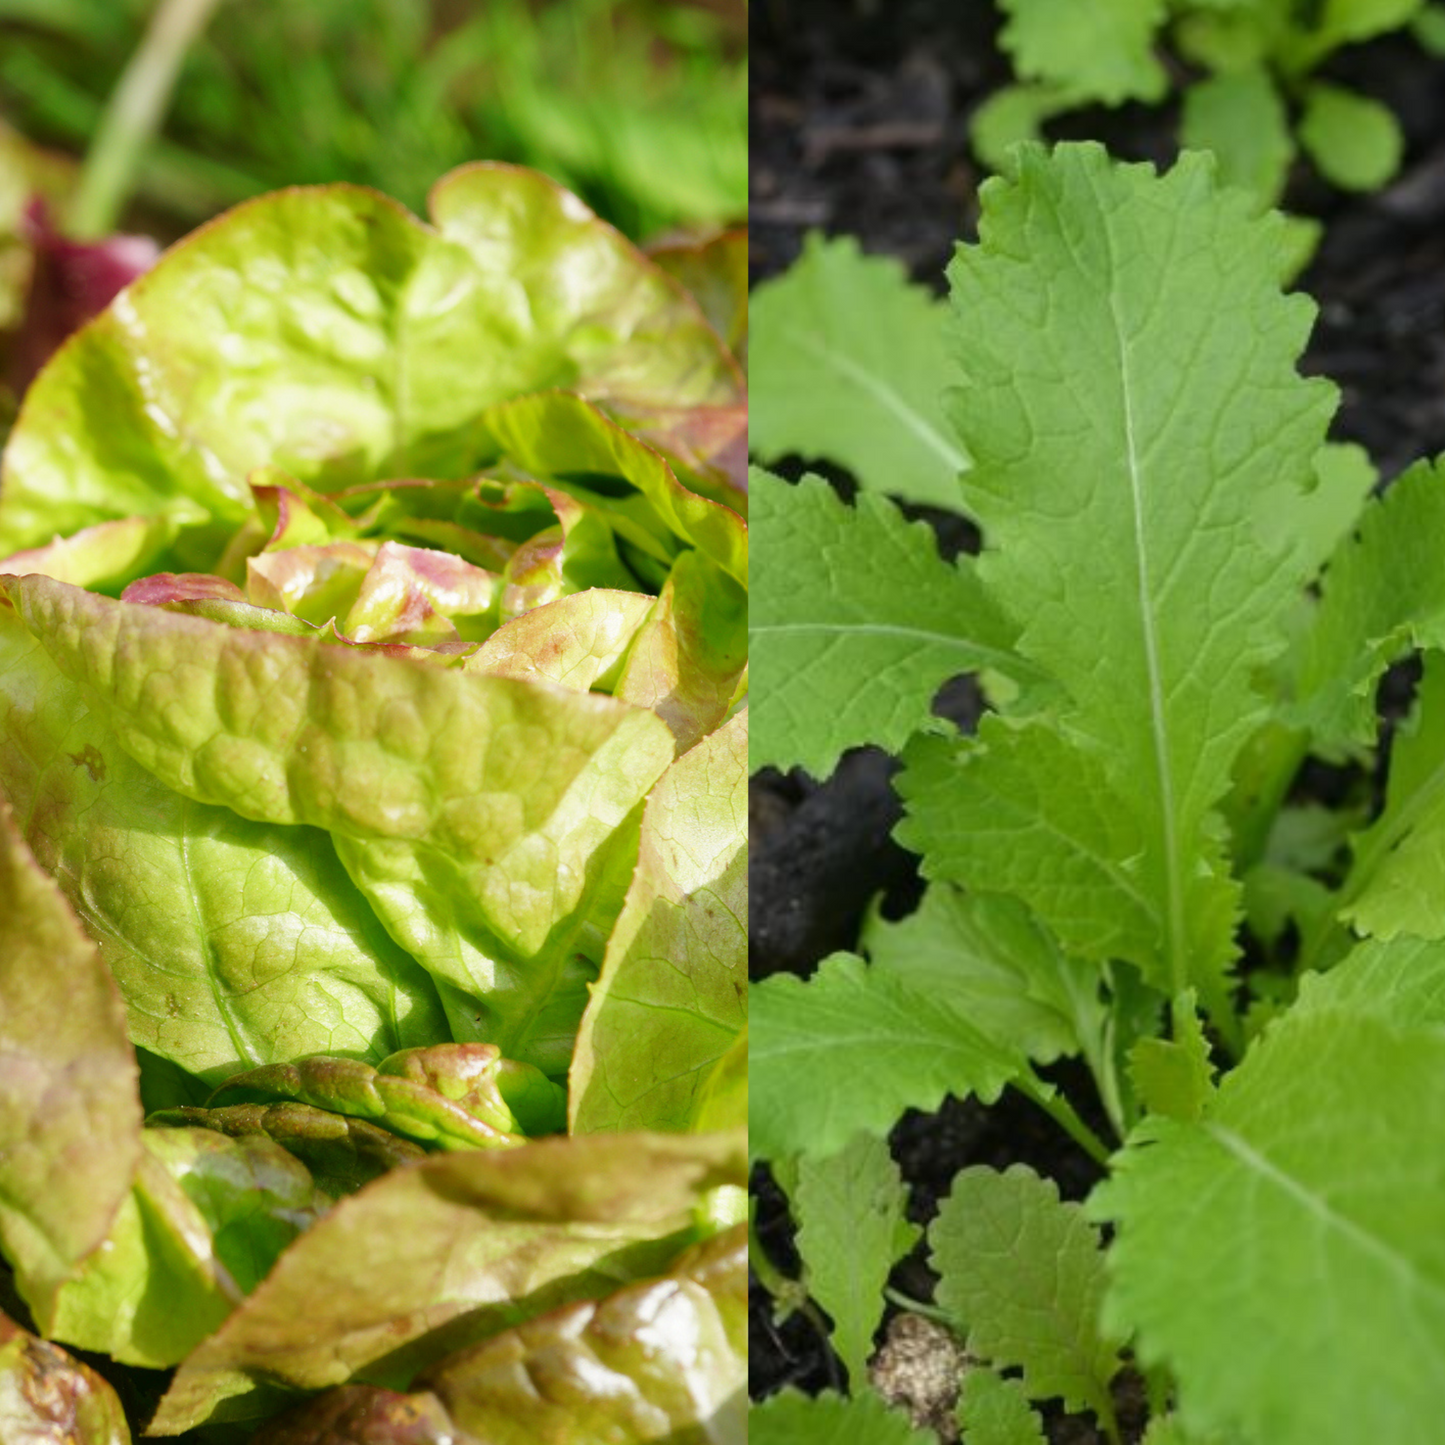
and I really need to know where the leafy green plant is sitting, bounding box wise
[975,0,1445,204]
[750,142,1445,1444]
[0,0,747,238]
[0,161,747,1441]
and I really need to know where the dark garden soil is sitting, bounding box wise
[747,3,1445,1437]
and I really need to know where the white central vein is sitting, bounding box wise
[1206,1123,1445,1304]
[791,330,967,472]
[1109,290,1185,993]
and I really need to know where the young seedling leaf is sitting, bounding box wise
[751,469,1023,778]
[1297,82,1404,192]
[957,1367,1048,1445]
[749,234,966,507]
[750,954,1023,1163]
[996,0,1169,104]
[932,1164,1121,1425]
[1180,68,1293,202]
[750,1388,936,1445]
[1127,991,1217,1122]
[792,1133,921,1387]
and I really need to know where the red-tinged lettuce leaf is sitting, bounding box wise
[0,166,737,573]
[466,589,654,691]
[613,550,748,752]
[0,514,179,594]
[1,575,676,1074]
[485,392,748,593]
[414,1223,746,1445]
[246,543,381,626]
[570,710,747,1134]
[210,1044,565,1151]
[255,1386,455,1445]
[647,228,747,361]
[341,542,498,645]
[150,1102,426,1199]
[121,571,248,606]
[0,795,142,1328]
[606,401,749,515]
[0,604,450,1085]
[147,1130,746,1433]
[0,1309,131,1445]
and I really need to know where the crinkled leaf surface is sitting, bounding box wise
[749,233,966,506]
[750,953,1023,1163]
[570,709,746,1133]
[2,575,676,1074]
[0,796,141,1325]
[0,603,449,1083]
[0,166,736,568]
[932,1165,1120,1422]
[1092,934,1445,1445]
[0,1309,131,1445]
[149,1130,744,1433]
[792,1134,919,1387]
[750,470,1022,778]
[902,145,1335,1012]
[750,1389,934,1445]
[417,1224,746,1445]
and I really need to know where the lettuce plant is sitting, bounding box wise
[750,143,1445,1444]
[0,163,747,1442]
[975,0,1445,203]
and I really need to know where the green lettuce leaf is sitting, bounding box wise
[0,167,738,572]
[569,709,747,1134]
[2,574,676,1073]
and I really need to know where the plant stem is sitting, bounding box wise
[1013,1074,1113,1167]
[883,1288,954,1327]
[68,0,222,239]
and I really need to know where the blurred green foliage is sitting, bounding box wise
[0,0,746,237]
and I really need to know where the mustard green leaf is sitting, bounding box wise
[750,470,1024,779]
[970,84,1075,176]
[1292,458,1445,756]
[792,1134,920,1388]
[0,168,737,571]
[1127,992,1217,1122]
[862,883,1105,1071]
[749,232,966,506]
[1297,83,1404,192]
[415,1224,746,1445]
[750,1389,936,1445]
[0,794,142,1328]
[957,1368,1047,1445]
[932,1165,1120,1423]
[1093,935,1445,1445]
[148,1130,744,1433]
[0,605,450,1084]
[570,708,746,1134]
[0,1310,132,1445]
[996,0,1168,104]
[1336,652,1445,940]
[932,144,1335,1008]
[2,575,676,1074]
[750,953,1023,1163]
